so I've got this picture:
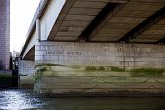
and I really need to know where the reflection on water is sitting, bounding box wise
[0,89,165,110]
[0,89,44,109]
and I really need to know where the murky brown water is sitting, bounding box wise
[0,89,165,110]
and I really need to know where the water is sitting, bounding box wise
[0,89,165,110]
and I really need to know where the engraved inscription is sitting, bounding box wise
[46,50,64,55]
[66,51,81,56]
[46,51,82,56]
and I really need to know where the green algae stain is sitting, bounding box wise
[34,66,47,82]
[111,66,125,72]
[130,67,165,77]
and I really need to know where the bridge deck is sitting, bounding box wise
[47,0,165,44]
[20,0,165,59]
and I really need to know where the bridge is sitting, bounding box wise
[19,0,165,94]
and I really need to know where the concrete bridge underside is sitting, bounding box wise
[19,0,165,94]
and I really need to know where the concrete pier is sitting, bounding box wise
[32,42,165,94]
[19,0,165,94]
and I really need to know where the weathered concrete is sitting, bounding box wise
[34,65,165,94]
[35,42,165,67]
[18,60,34,88]
[33,42,165,94]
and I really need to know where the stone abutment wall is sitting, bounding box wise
[30,42,165,94]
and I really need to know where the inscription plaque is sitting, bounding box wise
[46,51,82,56]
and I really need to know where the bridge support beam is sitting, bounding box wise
[33,42,165,95]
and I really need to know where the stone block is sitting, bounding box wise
[34,42,165,68]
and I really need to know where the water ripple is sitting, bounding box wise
[0,89,44,110]
[0,89,165,110]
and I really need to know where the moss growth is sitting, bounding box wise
[34,66,47,82]
[85,66,97,71]
[0,74,12,82]
[98,66,105,71]
[35,64,62,68]
[111,66,125,72]
[130,68,165,77]
[85,66,107,71]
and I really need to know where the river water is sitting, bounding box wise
[0,89,165,110]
